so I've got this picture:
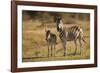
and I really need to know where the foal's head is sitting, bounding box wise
[45,30,51,40]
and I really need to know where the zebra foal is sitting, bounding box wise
[55,16,86,56]
[45,30,57,57]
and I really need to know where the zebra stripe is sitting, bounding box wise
[45,30,57,57]
[55,16,85,56]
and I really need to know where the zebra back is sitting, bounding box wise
[59,25,83,41]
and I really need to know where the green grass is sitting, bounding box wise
[22,19,90,62]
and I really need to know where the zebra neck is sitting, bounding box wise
[59,30,67,39]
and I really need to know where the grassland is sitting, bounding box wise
[22,18,90,62]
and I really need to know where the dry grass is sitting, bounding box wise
[22,19,90,62]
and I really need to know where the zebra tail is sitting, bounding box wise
[82,36,86,44]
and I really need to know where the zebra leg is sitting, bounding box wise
[48,44,50,57]
[62,42,66,56]
[73,40,77,55]
[51,45,53,57]
[54,44,56,57]
[79,38,83,55]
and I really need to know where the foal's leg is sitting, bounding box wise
[47,43,50,57]
[54,44,56,57]
[51,45,53,57]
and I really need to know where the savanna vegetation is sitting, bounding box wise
[22,10,90,62]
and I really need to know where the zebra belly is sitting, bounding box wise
[66,32,76,41]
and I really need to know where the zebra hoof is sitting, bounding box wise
[79,53,82,55]
[73,53,76,56]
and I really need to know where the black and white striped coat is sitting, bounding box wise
[45,30,57,57]
[56,17,85,56]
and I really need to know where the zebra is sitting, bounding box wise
[45,30,57,57]
[55,16,86,56]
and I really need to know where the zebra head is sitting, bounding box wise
[55,16,63,32]
[45,30,50,41]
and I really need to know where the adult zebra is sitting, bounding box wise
[55,16,86,56]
